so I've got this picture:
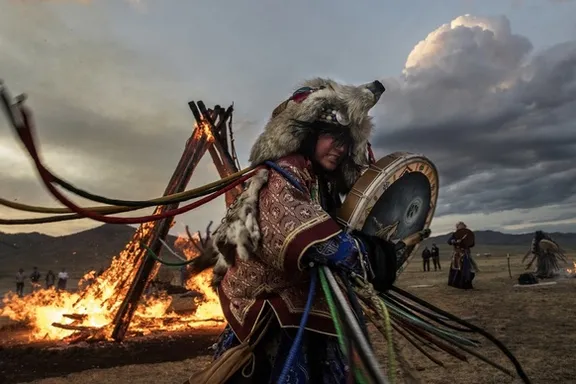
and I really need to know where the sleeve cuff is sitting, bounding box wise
[282,216,342,275]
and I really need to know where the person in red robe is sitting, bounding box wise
[447,221,477,290]
[184,78,396,383]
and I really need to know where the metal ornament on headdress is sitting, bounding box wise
[319,107,350,126]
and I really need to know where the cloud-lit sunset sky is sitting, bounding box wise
[1,0,575,237]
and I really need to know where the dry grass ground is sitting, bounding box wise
[12,248,576,384]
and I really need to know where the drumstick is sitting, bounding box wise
[394,229,431,252]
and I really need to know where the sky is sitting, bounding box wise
[0,0,575,238]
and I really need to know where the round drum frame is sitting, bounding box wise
[337,152,440,275]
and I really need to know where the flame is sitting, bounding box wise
[566,261,576,276]
[0,120,223,342]
[177,233,224,324]
[195,120,216,144]
[0,224,224,342]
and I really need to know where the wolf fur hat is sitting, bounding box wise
[249,77,385,190]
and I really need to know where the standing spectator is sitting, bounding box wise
[57,268,69,291]
[422,247,431,272]
[30,266,41,292]
[447,221,477,290]
[45,270,56,289]
[431,243,441,271]
[16,268,25,297]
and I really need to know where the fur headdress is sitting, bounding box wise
[187,78,385,286]
[248,78,385,190]
[456,221,467,230]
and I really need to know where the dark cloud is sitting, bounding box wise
[501,207,576,226]
[500,221,576,234]
[0,3,231,234]
[1,6,575,236]
[372,15,576,222]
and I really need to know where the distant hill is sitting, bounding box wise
[1,225,576,277]
[0,224,180,278]
[423,230,576,249]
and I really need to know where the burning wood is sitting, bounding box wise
[188,101,242,207]
[51,322,100,332]
[0,99,236,346]
[62,313,88,321]
[110,101,224,342]
[0,251,224,342]
[0,103,230,344]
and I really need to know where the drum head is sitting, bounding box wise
[539,239,560,252]
[453,228,475,248]
[338,152,439,275]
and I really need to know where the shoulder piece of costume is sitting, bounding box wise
[185,78,384,288]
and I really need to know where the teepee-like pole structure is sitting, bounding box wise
[111,100,240,342]
[188,101,242,207]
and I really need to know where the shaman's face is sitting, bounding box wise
[314,134,349,171]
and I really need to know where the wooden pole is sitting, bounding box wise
[111,106,213,342]
[111,99,243,342]
[188,101,242,207]
[507,253,512,279]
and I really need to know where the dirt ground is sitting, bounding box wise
[9,250,576,384]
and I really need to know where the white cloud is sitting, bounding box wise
[372,14,576,235]
[0,6,574,238]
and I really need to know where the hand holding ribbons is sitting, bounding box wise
[302,230,397,292]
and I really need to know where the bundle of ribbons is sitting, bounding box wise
[0,83,531,384]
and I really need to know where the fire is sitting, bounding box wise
[177,232,224,323]
[566,261,576,276]
[0,224,224,342]
[195,120,216,143]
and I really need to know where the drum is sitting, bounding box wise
[452,228,475,249]
[538,239,560,253]
[337,152,439,275]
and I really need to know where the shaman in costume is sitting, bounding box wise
[0,78,534,384]
[187,78,396,383]
[447,221,478,290]
[523,230,567,278]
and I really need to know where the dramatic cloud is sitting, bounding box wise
[0,3,575,237]
[0,2,229,235]
[372,15,576,229]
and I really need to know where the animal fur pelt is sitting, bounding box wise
[184,169,269,288]
[249,78,384,190]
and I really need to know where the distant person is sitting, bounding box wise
[16,268,25,297]
[447,222,477,290]
[431,243,441,271]
[422,246,431,272]
[30,266,41,292]
[57,268,69,291]
[45,270,56,289]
